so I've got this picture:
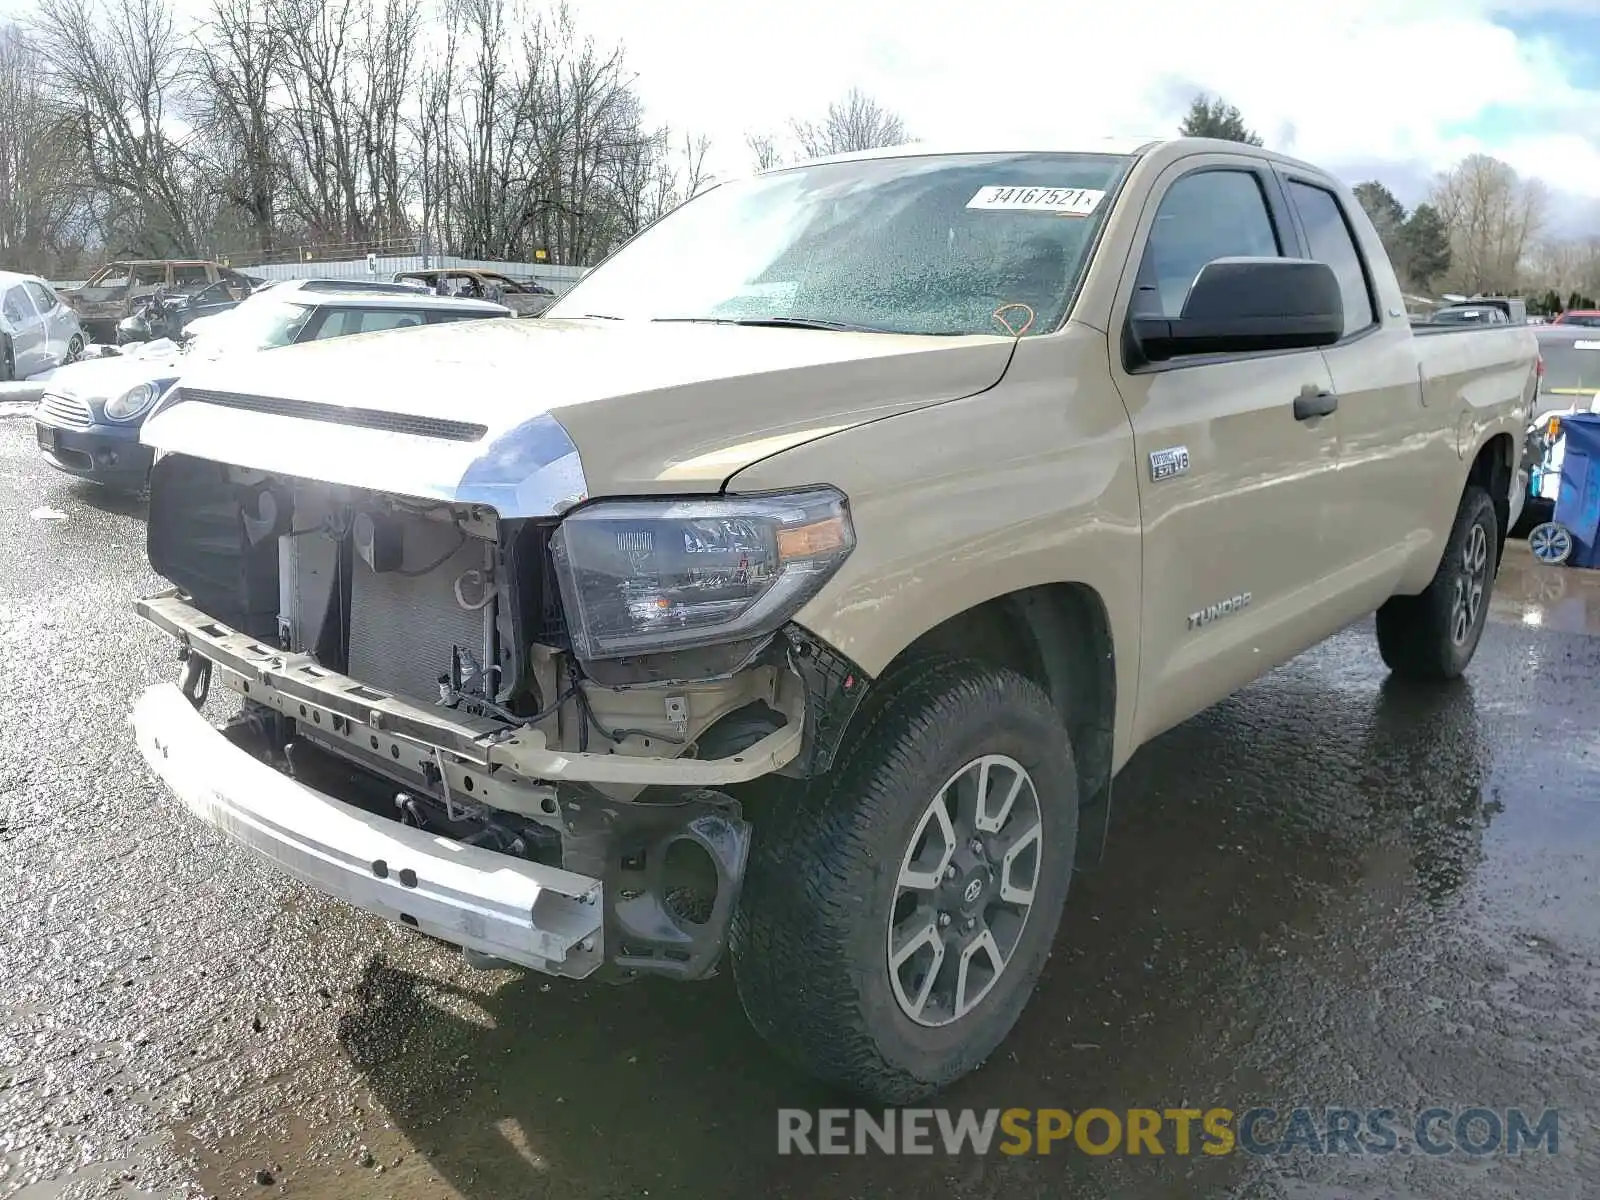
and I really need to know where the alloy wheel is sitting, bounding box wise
[887,754,1044,1028]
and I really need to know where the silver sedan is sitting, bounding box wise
[0,270,87,381]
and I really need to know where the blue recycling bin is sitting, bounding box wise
[1553,412,1600,568]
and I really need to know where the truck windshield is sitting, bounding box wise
[547,151,1134,337]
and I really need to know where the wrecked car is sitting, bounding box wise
[62,260,254,345]
[129,138,1535,1103]
[393,268,557,316]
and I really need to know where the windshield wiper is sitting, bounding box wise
[653,316,897,334]
[573,312,623,320]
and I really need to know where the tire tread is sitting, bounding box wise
[731,655,1076,1102]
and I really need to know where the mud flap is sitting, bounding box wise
[1074,779,1113,870]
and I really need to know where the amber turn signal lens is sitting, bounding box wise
[778,516,848,559]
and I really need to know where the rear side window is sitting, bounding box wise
[428,309,495,324]
[25,281,56,312]
[1133,170,1282,318]
[3,287,32,323]
[1287,181,1376,338]
[89,265,132,289]
[172,264,211,289]
[308,307,426,339]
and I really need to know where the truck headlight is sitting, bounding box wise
[104,382,157,422]
[550,487,855,660]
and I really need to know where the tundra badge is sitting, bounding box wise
[1188,592,1252,630]
[1150,446,1190,482]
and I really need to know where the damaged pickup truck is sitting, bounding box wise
[130,137,1537,1102]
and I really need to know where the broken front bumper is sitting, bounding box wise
[132,682,606,977]
[129,588,835,980]
[133,589,806,787]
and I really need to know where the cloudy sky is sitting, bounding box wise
[592,0,1600,234]
[4,0,1596,234]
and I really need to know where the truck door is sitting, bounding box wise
[1109,156,1346,745]
[1275,170,1455,613]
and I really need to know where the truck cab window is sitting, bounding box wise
[1134,170,1281,319]
[1286,180,1376,337]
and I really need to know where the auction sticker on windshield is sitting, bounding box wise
[966,186,1105,215]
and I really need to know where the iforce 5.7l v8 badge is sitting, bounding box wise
[1149,446,1190,482]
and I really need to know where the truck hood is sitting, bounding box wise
[140,317,1016,516]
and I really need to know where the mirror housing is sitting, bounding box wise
[1131,257,1344,363]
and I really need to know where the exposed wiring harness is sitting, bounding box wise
[396,529,468,577]
[570,676,687,747]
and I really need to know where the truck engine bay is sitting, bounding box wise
[136,451,870,981]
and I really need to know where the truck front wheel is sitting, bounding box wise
[1375,484,1498,681]
[731,658,1078,1102]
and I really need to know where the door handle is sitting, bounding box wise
[1294,390,1338,420]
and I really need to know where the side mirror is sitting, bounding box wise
[1130,257,1343,363]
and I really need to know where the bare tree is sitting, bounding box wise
[193,0,281,253]
[411,19,457,262]
[745,130,781,171]
[32,0,204,255]
[270,0,417,245]
[19,0,709,268]
[680,131,712,199]
[790,87,908,160]
[358,0,420,239]
[0,25,85,273]
[1430,154,1547,294]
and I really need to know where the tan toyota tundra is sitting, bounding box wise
[130,137,1538,1102]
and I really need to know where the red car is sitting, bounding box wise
[1550,309,1600,328]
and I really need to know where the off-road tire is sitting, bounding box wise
[730,657,1078,1103]
[1375,485,1498,681]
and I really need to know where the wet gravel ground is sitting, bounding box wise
[2,411,1598,1199]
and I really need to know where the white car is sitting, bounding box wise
[34,289,511,490]
[179,277,430,344]
[0,271,86,380]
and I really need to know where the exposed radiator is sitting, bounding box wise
[346,520,492,704]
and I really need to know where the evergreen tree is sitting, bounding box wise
[1179,94,1264,146]
[1401,204,1451,291]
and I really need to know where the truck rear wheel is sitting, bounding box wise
[1375,485,1498,681]
[731,657,1078,1102]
